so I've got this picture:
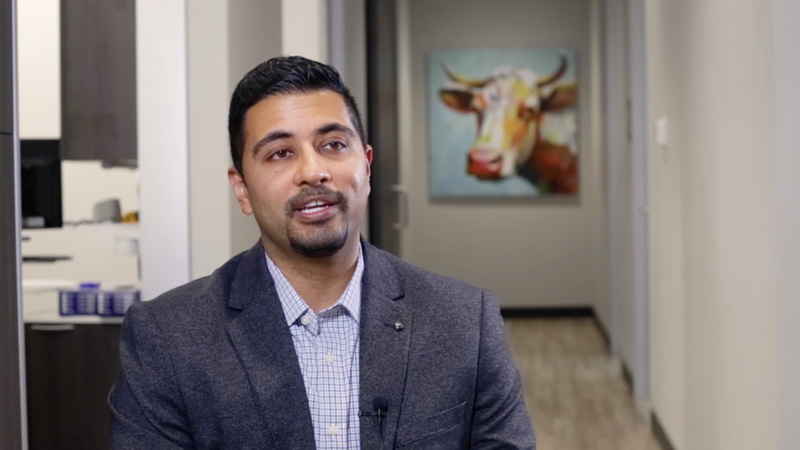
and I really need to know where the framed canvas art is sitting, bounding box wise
[429,48,579,197]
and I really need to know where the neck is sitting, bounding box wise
[264,237,361,313]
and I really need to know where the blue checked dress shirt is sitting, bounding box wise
[265,250,363,450]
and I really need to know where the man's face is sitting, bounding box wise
[228,90,372,258]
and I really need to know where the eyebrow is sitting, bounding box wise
[315,122,356,138]
[251,123,356,156]
[252,130,294,156]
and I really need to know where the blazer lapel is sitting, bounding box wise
[359,242,412,449]
[224,243,315,450]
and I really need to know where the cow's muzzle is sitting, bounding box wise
[467,148,504,180]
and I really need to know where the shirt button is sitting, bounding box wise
[328,424,340,436]
[325,354,335,364]
[300,314,310,326]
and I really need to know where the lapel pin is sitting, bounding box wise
[393,322,404,331]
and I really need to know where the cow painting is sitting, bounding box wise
[437,55,578,194]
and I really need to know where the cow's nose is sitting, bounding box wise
[467,148,503,180]
[468,148,499,162]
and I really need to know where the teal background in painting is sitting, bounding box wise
[428,47,578,197]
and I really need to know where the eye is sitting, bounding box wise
[518,105,535,120]
[269,149,293,160]
[322,140,348,152]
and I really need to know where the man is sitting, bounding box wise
[109,56,535,449]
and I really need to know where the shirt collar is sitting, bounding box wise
[265,246,364,326]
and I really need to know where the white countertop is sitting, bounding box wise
[21,224,139,325]
[23,280,125,324]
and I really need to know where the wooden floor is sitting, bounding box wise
[505,317,662,450]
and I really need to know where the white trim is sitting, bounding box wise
[627,0,650,400]
[602,0,627,357]
[186,0,232,279]
[327,0,346,77]
[137,0,191,299]
[773,0,800,448]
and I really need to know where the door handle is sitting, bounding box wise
[391,185,408,231]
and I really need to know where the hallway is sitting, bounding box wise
[506,318,661,450]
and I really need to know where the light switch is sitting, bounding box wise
[655,117,669,147]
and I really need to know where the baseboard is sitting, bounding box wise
[651,412,676,450]
[501,306,610,350]
[621,360,634,394]
[500,306,593,318]
[591,314,611,351]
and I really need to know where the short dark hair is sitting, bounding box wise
[228,55,366,174]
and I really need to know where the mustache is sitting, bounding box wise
[285,187,348,216]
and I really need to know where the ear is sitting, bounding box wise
[364,145,373,178]
[228,166,253,215]
[439,89,476,113]
[541,84,577,112]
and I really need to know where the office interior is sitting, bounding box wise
[1,0,798,449]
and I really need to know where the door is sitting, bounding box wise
[1,0,27,448]
[365,0,402,255]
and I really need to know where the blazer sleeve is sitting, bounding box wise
[108,302,195,450]
[470,290,536,449]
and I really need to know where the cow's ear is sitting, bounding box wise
[541,84,577,112]
[440,89,475,113]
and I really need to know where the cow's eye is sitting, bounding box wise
[518,106,529,119]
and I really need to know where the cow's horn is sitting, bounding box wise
[537,55,568,87]
[442,62,490,88]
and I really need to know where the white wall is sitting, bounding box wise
[137,0,191,299]
[282,0,327,62]
[645,0,685,441]
[398,0,608,310]
[226,0,284,256]
[772,1,800,449]
[647,0,780,448]
[16,0,60,139]
[187,0,234,279]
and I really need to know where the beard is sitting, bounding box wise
[284,187,349,258]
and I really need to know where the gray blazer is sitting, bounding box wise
[109,241,535,449]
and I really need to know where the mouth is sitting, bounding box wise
[467,149,504,180]
[297,200,334,214]
[293,198,339,222]
[287,189,347,223]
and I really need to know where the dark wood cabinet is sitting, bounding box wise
[25,323,122,450]
[60,0,136,162]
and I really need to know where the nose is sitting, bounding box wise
[294,147,331,186]
[467,148,503,180]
